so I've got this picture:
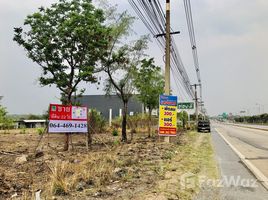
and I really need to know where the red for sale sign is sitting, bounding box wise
[48,104,88,133]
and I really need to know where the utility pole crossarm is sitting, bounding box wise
[155,31,180,38]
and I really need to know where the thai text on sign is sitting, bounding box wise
[159,95,177,136]
[48,104,88,133]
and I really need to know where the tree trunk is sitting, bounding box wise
[121,101,128,142]
[148,108,152,137]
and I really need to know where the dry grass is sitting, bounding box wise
[49,161,70,195]
[137,131,220,200]
[47,152,119,196]
[0,130,218,200]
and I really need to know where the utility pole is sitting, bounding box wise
[199,101,204,113]
[165,0,171,95]
[164,0,171,143]
[199,101,204,119]
[191,84,201,122]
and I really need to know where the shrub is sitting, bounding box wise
[112,129,118,136]
[50,161,69,196]
[112,117,122,129]
[113,139,120,146]
[37,127,45,135]
[88,109,107,133]
[0,106,14,130]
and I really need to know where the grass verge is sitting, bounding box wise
[138,131,219,200]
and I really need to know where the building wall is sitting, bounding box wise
[74,95,143,119]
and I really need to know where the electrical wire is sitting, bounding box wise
[183,0,202,100]
[128,0,195,99]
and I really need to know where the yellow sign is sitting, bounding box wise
[159,95,177,136]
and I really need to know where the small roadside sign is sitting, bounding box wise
[48,104,88,133]
[178,102,194,110]
[158,95,177,136]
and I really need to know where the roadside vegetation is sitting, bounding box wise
[0,129,218,199]
[234,114,268,124]
[133,58,165,137]
[0,105,13,130]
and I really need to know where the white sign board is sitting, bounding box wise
[48,104,88,133]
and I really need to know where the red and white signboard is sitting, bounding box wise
[48,104,88,133]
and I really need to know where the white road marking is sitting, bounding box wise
[215,128,268,190]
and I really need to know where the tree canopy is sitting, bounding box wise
[13,0,113,150]
[133,58,164,137]
[13,0,111,104]
[133,58,164,112]
[100,6,149,141]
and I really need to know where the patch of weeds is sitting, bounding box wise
[20,128,27,134]
[52,183,68,196]
[68,153,118,190]
[120,157,138,167]
[152,165,165,176]
[2,131,10,134]
[49,161,69,196]
[162,151,175,160]
[112,129,118,136]
[37,127,45,135]
[121,170,134,182]
[113,139,120,146]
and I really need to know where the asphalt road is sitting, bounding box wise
[211,123,268,199]
[215,122,268,178]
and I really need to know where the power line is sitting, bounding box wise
[128,0,194,99]
[183,0,202,100]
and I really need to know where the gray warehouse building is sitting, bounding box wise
[74,95,143,119]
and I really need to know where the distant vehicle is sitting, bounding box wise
[197,120,211,132]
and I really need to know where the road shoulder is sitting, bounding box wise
[212,127,268,199]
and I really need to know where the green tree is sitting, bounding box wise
[0,106,13,130]
[178,111,188,130]
[13,0,110,150]
[133,58,164,137]
[100,7,148,142]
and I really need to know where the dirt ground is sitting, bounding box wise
[0,129,218,200]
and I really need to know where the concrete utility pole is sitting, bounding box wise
[164,0,171,143]
[165,0,171,95]
[199,101,204,114]
[199,101,205,120]
[191,84,201,122]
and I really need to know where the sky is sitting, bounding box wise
[0,0,268,116]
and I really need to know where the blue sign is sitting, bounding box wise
[159,95,178,106]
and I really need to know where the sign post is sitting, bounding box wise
[158,95,177,137]
[48,104,88,133]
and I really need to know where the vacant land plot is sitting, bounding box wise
[0,130,218,200]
